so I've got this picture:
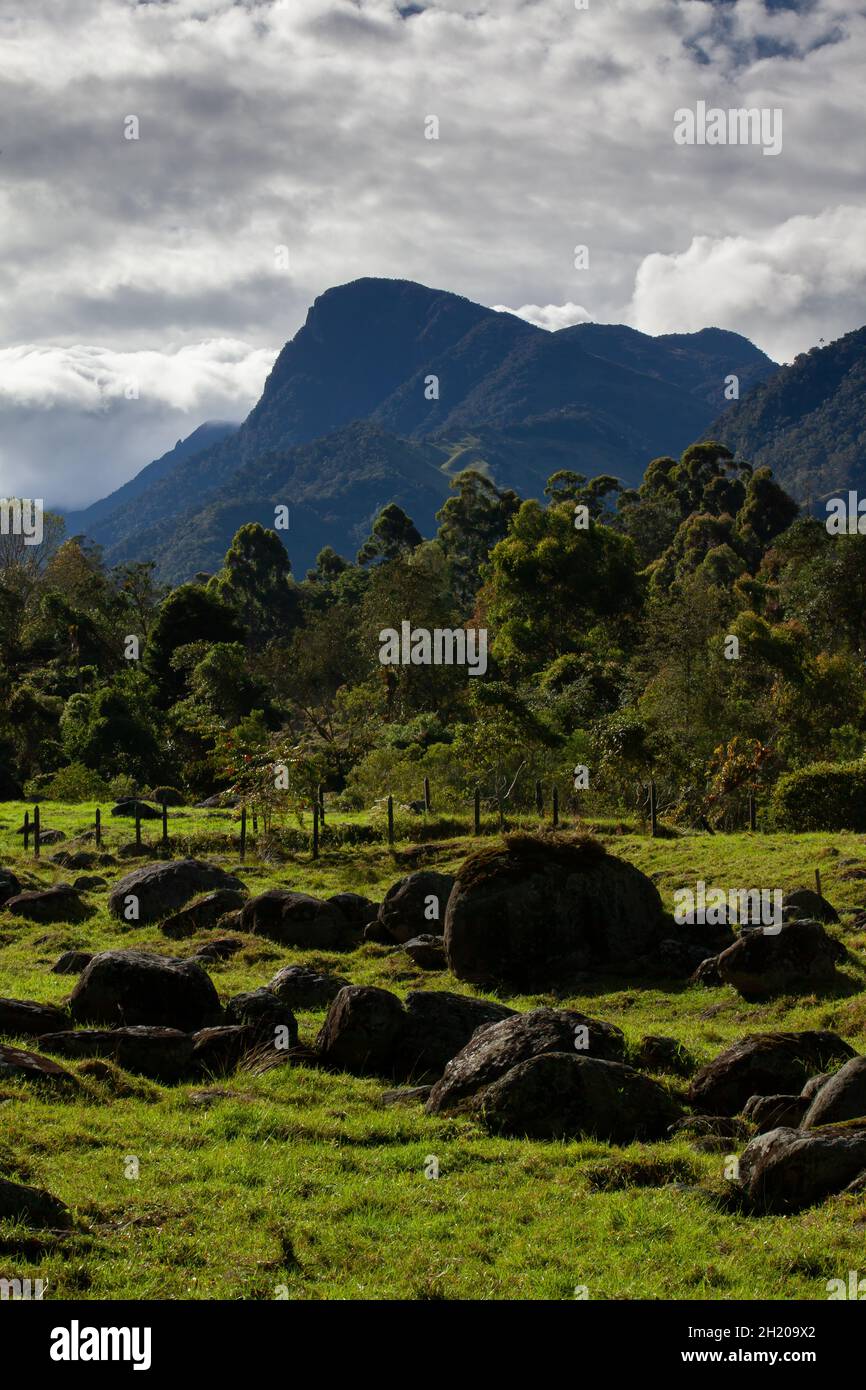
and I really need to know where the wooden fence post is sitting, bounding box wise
[318,784,325,827]
[240,805,247,860]
[23,809,30,852]
[95,807,101,849]
[535,780,543,817]
[649,781,658,838]
[474,786,481,836]
[552,786,559,828]
[162,802,169,848]
[34,804,40,858]
[387,795,394,846]
[423,776,431,813]
[135,803,141,848]
[311,802,319,860]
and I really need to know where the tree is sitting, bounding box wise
[436,470,520,610]
[145,584,245,706]
[209,523,299,648]
[357,504,422,565]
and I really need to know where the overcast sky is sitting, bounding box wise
[1,0,865,508]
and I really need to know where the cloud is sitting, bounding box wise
[628,205,866,361]
[2,0,866,500]
[493,302,593,332]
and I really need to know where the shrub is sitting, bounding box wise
[772,760,866,831]
[24,762,109,803]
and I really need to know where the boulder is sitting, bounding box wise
[50,850,98,871]
[327,893,380,931]
[717,919,845,998]
[150,786,185,806]
[687,1032,857,1115]
[267,964,348,1009]
[4,885,89,924]
[690,956,722,987]
[35,829,65,845]
[444,833,665,988]
[0,1176,70,1227]
[742,1093,809,1132]
[160,888,248,939]
[0,997,69,1038]
[0,1043,77,1088]
[192,1025,256,1073]
[72,875,107,892]
[225,989,298,1044]
[363,919,393,945]
[111,799,161,819]
[378,872,455,944]
[40,1026,194,1081]
[316,986,407,1075]
[239,890,349,949]
[801,1072,830,1100]
[635,1035,695,1076]
[108,859,246,925]
[0,868,21,906]
[801,1056,866,1128]
[426,1007,627,1114]
[69,950,222,1030]
[477,1052,683,1141]
[191,937,244,964]
[782,888,839,924]
[51,950,94,976]
[668,1115,752,1147]
[401,935,446,970]
[379,1085,433,1107]
[738,1124,866,1212]
[395,990,516,1079]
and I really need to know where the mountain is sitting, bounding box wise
[710,326,866,506]
[72,277,777,579]
[63,420,238,537]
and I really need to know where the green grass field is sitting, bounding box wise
[3,802,866,1300]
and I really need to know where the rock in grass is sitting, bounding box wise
[738,1123,866,1212]
[687,1032,857,1115]
[327,893,380,931]
[51,950,94,975]
[4,885,89,924]
[444,832,665,989]
[401,935,446,970]
[110,799,161,819]
[267,964,348,1008]
[801,1056,866,1128]
[316,986,406,1075]
[0,1043,77,1088]
[0,1176,70,1228]
[69,949,222,1030]
[377,872,455,944]
[225,989,298,1044]
[0,869,22,906]
[717,920,845,998]
[394,990,515,1079]
[239,890,349,949]
[39,1026,194,1082]
[782,888,839,924]
[108,859,246,925]
[742,1093,809,1133]
[426,1007,626,1114]
[478,1052,683,1141]
[0,998,69,1038]
[635,1034,695,1076]
[160,888,248,938]
[192,1025,256,1074]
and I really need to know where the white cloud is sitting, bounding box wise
[628,205,866,361]
[493,302,593,332]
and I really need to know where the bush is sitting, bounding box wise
[149,785,186,806]
[772,760,866,831]
[24,762,109,803]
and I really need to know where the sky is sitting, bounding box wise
[1,0,865,507]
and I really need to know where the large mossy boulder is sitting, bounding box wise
[239,890,349,949]
[717,920,845,998]
[108,859,246,925]
[738,1124,866,1212]
[687,1031,857,1115]
[69,950,222,1030]
[444,833,665,988]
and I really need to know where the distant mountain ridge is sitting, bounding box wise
[710,324,866,506]
[67,277,778,580]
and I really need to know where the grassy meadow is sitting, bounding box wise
[2,801,866,1300]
